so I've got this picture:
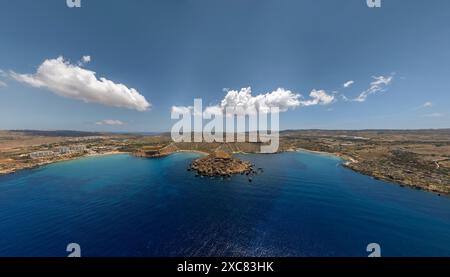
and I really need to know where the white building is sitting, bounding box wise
[56,146,71,154]
[70,145,87,152]
[30,151,55,159]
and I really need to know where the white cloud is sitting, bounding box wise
[299,89,335,106]
[423,101,433,108]
[423,112,445,118]
[95,119,125,126]
[349,74,394,102]
[220,87,302,114]
[173,87,335,116]
[10,56,151,111]
[343,80,354,88]
[0,80,6,87]
[171,105,193,114]
[78,55,91,66]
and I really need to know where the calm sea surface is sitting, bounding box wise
[0,152,449,257]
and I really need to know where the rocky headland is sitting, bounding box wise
[189,150,257,178]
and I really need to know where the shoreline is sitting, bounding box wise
[134,149,209,158]
[1,148,447,197]
[294,148,358,164]
[184,148,447,196]
[83,151,130,159]
[293,147,446,196]
[174,150,209,156]
[1,150,209,177]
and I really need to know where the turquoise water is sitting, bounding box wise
[0,152,449,257]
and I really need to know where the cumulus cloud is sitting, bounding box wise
[10,56,151,111]
[343,80,354,88]
[423,101,433,108]
[203,87,301,115]
[299,89,335,106]
[220,87,302,113]
[173,87,335,116]
[95,119,125,125]
[344,74,394,102]
[78,55,91,66]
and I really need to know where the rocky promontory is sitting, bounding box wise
[190,150,255,177]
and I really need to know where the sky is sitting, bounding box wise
[0,0,449,132]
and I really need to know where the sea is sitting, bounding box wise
[0,151,449,257]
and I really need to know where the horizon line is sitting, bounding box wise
[2,128,450,135]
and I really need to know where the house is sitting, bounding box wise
[30,151,55,159]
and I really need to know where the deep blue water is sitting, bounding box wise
[0,152,449,257]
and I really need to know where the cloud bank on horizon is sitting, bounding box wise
[95,119,125,126]
[9,56,151,112]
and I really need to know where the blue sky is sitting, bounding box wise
[0,0,449,132]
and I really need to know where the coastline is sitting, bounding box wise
[146,148,449,196]
[134,149,209,159]
[294,147,446,196]
[294,148,357,164]
[1,147,447,196]
[0,150,209,178]
[190,147,446,196]
[174,150,209,156]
